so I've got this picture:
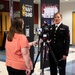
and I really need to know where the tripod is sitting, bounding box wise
[31,38,61,75]
[40,40,49,75]
[30,39,47,75]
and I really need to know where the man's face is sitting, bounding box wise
[54,14,62,24]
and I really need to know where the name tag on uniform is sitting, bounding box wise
[60,28,65,30]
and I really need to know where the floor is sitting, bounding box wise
[0,46,75,75]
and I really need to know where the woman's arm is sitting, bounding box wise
[21,47,33,75]
[21,47,32,69]
[29,40,38,46]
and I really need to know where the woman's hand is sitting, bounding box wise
[26,68,31,75]
[29,39,38,46]
[26,61,33,75]
[32,40,38,46]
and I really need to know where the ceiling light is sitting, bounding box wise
[65,0,69,1]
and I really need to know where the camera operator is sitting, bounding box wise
[48,12,70,75]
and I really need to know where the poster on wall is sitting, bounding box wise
[20,0,34,40]
[22,4,33,18]
[21,3,33,37]
[41,3,59,26]
[42,4,59,19]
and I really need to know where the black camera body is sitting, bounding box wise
[36,23,50,41]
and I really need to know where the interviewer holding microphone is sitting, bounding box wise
[5,17,37,75]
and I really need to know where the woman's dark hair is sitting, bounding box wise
[7,17,24,41]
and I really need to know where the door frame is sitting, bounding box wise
[72,12,75,45]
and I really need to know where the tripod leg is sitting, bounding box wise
[46,42,61,69]
[33,50,40,68]
[30,38,41,75]
[30,49,41,75]
[40,72,44,75]
[40,42,47,75]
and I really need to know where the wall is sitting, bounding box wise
[34,4,38,40]
[0,1,38,47]
[60,2,75,44]
[0,1,38,24]
[0,0,20,12]
[34,4,38,24]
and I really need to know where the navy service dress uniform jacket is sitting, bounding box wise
[48,23,70,75]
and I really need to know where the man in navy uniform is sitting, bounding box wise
[48,12,70,75]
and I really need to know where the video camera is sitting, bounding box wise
[36,23,50,41]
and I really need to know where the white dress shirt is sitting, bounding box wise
[55,22,61,30]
